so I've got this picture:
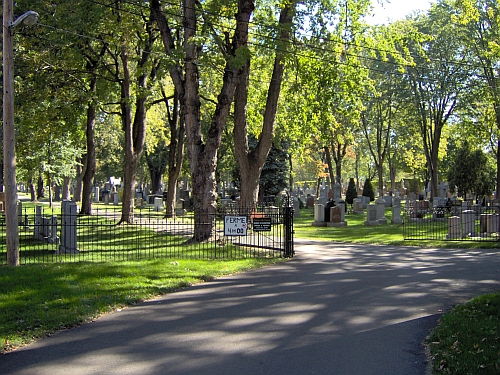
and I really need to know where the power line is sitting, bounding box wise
[26,1,493,88]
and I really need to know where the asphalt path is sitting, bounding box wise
[1,240,499,375]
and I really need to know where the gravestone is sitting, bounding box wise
[293,197,300,217]
[94,187,100,202]
[328,202,347,227]
[330,206,341,223]
[313,203,326,227]
[446,216,461,239]
[364,204,379,226]
[306,195,315,208]
[353,198,364,214]
[383,196,392,207]
[462,210,476,237]
[361,196,370,209]
[438,182,448,199]
[391,204,402,225]
[153,197,164,212]
[487,214,499,234]
[333,182,341,200]
[376,196,387,224]
[58,200,78,254]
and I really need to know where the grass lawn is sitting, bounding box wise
[427,292,500,374]
[1,205,499,375]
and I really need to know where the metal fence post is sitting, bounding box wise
[283,196,294,257]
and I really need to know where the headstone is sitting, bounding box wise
[58,200,79,254]
[353,198,364,214]
[333,182,341,200]
[361,195,370,209]
[438,182,448,198]
[487,214,499,234]
[34,205,42,240]
[376,196,387,224]
[364,204,379,226]
[383,195,392,207]
[313,203,326,227]
[330,206,341,223]
[113,192,120,205]
[306,196,315,208]
[393,197,401,208]
[462,210,475,237]
[327,202,347,227]
[446,216,461,239]
[94,187,100,202]
[293,197,300,217]
[391,205,402,224]
[153,197,164,212]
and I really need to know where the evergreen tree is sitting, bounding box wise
[362,179,375,201]
[345,178,358,205]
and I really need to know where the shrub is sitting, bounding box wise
[345,178,357,205]
[362,179,375,201]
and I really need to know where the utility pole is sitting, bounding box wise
[3,1,38,265]
[3,0,19,266]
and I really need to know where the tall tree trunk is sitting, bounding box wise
[81,99,97,215]
[165,89,185,218]
[74,159,85,202]
[377,162,384,196]
[234,2,294,209]
[62,177,71,200]
[29,178,36,202]
[37,173,44,199]
[323,146,335,188]
[119,30,152,223]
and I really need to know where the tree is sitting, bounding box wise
[233,1,296,208]
[258,141,290,197]
[405,4,473,199]
[362,178,375,201]
[345,177,357,205]
[452,0,500,197]
[152,0,253,241]
[447,141,495,199]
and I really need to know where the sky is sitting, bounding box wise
[368,0,433,25]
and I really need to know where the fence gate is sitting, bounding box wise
[218,195,295,258]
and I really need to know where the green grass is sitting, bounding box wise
[428,293,500,374]
[0,257,283,352]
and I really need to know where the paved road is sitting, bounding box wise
[1,240,499,375]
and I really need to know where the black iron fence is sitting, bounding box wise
[403,200,500,242]
[0,198,294,265]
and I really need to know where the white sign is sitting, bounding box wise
[224,216,248,236]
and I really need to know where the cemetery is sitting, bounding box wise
[289,177,500,243]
